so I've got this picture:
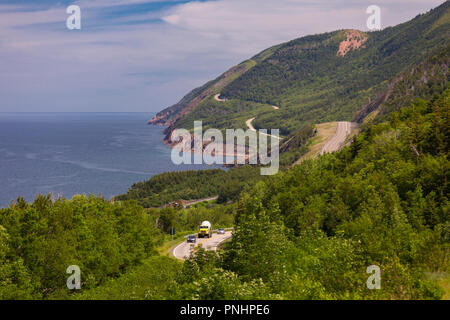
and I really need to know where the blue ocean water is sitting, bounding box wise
[0,112,215,208]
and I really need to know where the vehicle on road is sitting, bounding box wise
[217,228,225,235]
[187,235,196,243]
[198,221,212,238]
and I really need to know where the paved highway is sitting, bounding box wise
[321,121,352,154]
[245,117,281,140]
[215,93,281,140]
[172,231,232,260]
[182,196,218,208]
[214,93,227,102]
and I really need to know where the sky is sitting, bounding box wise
[0,0,445,112]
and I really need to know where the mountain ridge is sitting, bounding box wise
[150,1,449,144]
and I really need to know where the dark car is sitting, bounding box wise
[217,228,225,235]
[187,235,196,243]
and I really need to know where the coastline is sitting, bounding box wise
[149,122,250,160]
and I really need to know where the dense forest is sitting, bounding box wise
[0,195,157,299]
[107,89,450,299]
[166,90,449,300]
[0,194,236,299]
[1,2,449,301]
[2,89,447,299]
[115,166,263,208]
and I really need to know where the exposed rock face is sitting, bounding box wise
[337,30,367,57]
[148,111,173,126]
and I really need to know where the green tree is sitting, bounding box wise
[0,226,35,299]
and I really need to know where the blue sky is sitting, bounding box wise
[0,0,444,112]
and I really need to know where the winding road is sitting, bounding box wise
[321,121,352,154]
[214,93,281,140]
[181,196,218,208]
[213,93,355,150]
[214,93,227,102]
[245,117,281,140]
[172,231,232,260]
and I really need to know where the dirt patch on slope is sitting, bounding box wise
[337,30,367,57]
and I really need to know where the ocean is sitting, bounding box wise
[0,112,215,208]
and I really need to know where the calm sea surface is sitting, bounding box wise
[0,112,215,208]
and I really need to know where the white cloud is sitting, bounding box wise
[163,14,180,24]
[162,0,444,56]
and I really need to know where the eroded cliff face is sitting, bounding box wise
[148,111,173,126]
[337,30,367,57]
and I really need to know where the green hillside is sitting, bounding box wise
[152,2,449,136]
[19,84,445,301]
[1,2,448,301]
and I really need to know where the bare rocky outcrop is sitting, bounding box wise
[337,30,367,57]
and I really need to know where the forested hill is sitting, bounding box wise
[150,1,449,137]
[1,3,448,300]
